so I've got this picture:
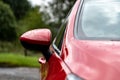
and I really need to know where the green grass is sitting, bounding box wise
[0,53,40,68]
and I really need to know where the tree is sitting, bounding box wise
[2,0,31,20]
[47,0,75,27]
[0,1,17,42]
[40,0,75,38]
[18,6,46,35]
[17,6,48,56]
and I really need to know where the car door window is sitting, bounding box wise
[55,22,67,49]
[75,0,120,40]
[52,8,72,54]
[53,20,67,54]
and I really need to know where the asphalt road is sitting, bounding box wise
[0,67,40,80]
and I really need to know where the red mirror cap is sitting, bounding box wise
[20,29,51,45]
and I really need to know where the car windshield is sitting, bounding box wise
[77,0,120,40]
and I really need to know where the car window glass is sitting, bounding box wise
[54,21,67,50]
[77,0,120,40]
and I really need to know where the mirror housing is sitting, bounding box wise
[20,29,52,60]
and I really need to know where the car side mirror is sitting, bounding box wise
[20,29,52,60]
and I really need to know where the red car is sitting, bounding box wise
[20,0,120,80]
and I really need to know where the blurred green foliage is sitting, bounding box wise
[2,0,31,20]
[43,0,75,28]
[18,6,46,35]
[0,1,17,42]
[0,0,75,53]
[0,0,47,52]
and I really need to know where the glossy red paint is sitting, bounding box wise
[43,0,81,80]
[39,46,70,80]
[63,40,120,80]
[45,53,66,80]
[20,29,51,45]
[60,0,120,80]
[20,0,120,80]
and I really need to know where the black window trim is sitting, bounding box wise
[52,20,68,55]
[52,0,82,55]
[52,10,73,55]
[52,40,61,54]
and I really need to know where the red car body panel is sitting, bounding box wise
[61,0,120,80]
[63,40,120,80]
[45,0,120,80]
[44,0,81,80]
[45,53,67,80]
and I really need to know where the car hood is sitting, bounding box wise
[64,40,120,80]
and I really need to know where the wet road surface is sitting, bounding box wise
[0,67,40,80]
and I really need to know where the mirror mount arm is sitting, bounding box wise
[41,50,52,61]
